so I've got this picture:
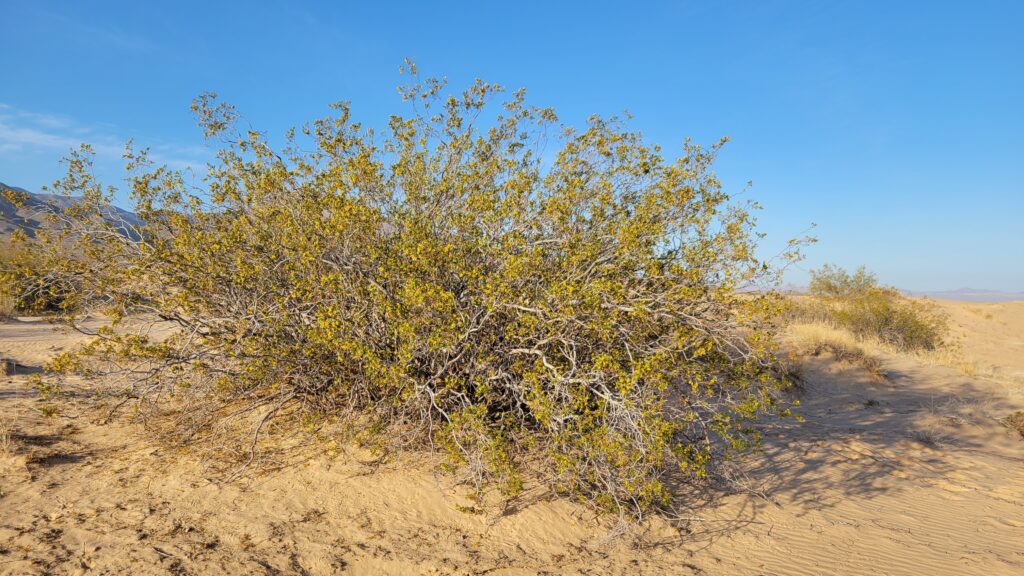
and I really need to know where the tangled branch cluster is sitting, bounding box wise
[4,67,799,518]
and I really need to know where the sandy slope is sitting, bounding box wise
[931,299,1024,386]
[1,304,1023,575]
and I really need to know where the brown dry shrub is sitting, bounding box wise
[1004,411,1024,439]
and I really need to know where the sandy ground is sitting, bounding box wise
[1,303,1023,575]
[932,299,1024,385]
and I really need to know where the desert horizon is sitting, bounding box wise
[2,2,1023,575]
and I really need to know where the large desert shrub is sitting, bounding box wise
[794,264,947,351]
[16,67,802,519]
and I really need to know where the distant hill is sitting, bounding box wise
[1,182,139,239]
[740,284,1023,303]
[904,288,1024,303]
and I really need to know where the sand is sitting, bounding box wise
[1,303,1023,575]
[932,299,1024,386]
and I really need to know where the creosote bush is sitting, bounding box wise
[0,289,13,321]
[0,243,19,319]
[8,65,803,519]
[790,265,947,352]
[0,231,81,316]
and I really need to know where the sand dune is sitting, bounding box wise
[931,299,1024,386]
[2,302,1023,575]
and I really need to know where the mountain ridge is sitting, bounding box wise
[1,181,139,239]
[903,287,1024,303]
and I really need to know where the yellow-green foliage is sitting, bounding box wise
[0,228,81,315]
[0,242,16,318]
[793,265,947,352]
[0,289,13,320]
[20,66,801,518]
[0,240,12,315]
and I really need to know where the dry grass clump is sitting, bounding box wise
[787,323,885,380]
[967,306,995,321]
[0,417,14,457]
[921,344,996,379]
[1004,411,1024,439]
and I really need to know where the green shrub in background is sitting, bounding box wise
[803,264,947,351]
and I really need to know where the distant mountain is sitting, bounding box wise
[768,284,1024,302]
[903,288,1024,303]
[1,182,139,239]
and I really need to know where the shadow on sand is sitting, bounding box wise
[636,354,1020,553]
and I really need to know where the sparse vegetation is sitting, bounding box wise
[6,67,805,520]
[967,306,994,321]
[0,418,12,457]
[1004,411,1024,439]
[910,428,942,447]
[787,323,885,380]
[789,265,948,352]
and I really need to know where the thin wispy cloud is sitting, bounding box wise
[34,5,159,54]
[0,103,207,172]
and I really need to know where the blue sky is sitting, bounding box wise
[1,0,1021,291]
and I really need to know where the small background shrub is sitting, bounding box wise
[789,265,948,352]
[0,417,13,457]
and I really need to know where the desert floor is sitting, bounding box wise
[1,301,1022,575]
